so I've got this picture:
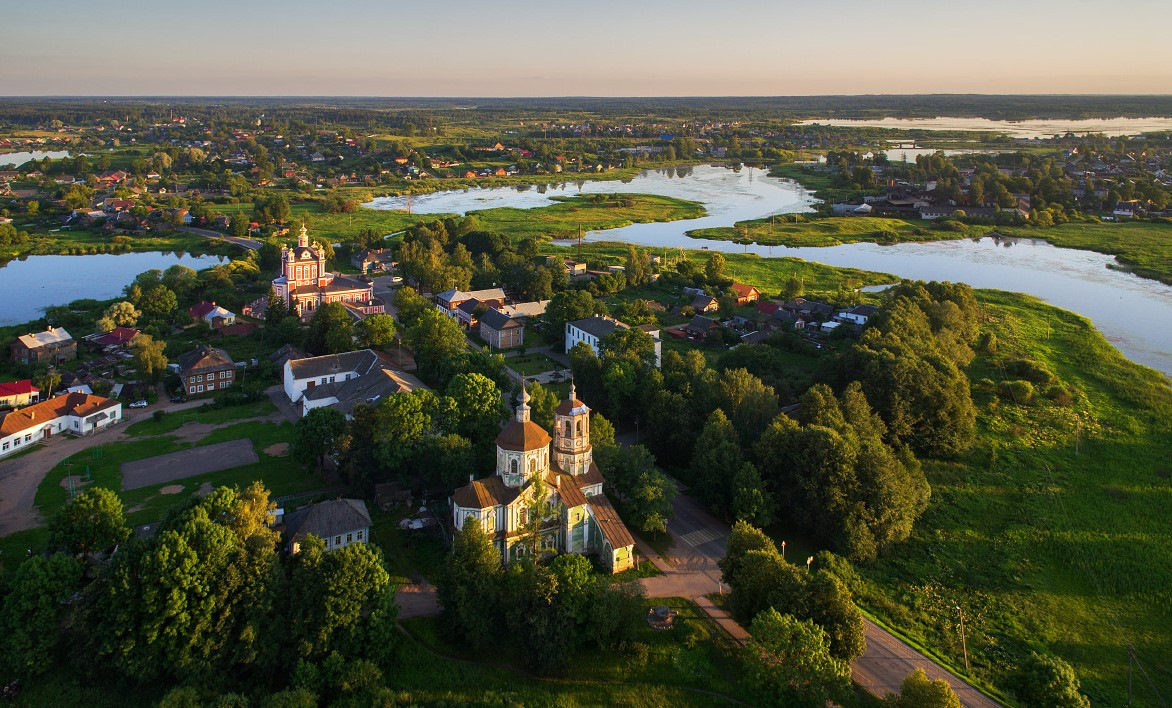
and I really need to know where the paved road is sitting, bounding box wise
[657,489,999,707]
[179,226,262,251]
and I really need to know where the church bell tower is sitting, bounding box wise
[553,382,592,476]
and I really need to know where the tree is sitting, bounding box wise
[294,407,347,474]
[690,409,743,517]
[49,486,130,556]
[743,609,852,708]
[0,553,83,677]
[436,521,502,649]
[1009,652,1091,708]
[405,308,469,383]
[544,290,601,350]
[305,302,354,356]
[354,313,396,350]
[139,284,178,318]
[131,333,168,383]
[285,538,396,666]
[34,370,62,399]
[445,372,505,443]
[87,484,280,682]
[705,252,726,282]
[97,300,140,332]
[886,668,962,708]
[729,461,774,527]
[596,443,675,537]
[526,382,558,431]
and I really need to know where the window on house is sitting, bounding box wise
[24,435,31,442]
[189,386,196,395]
[197,385,204,393]
[346,533,352,543]
[195,374,202,382]
[2,443,8,451]
[576,420,582,436]
[564,421,571,437]
[357,531,363,541]
[510,459,518,476]
[335,536,342,545]
[13,439,19,447]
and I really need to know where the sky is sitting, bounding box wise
[3,0,1171,96]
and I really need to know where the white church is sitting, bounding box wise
[450,384,636,574]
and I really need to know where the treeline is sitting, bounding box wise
[436,523,646,675]
[0,485,399,704]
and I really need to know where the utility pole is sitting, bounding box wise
[1128,645,1134,705]
[955,606,970,671]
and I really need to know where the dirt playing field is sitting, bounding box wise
[120,439,259,491]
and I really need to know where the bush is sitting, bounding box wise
[1004,357,1057,385]
[998,379,1035,404]
[152,410,166,422]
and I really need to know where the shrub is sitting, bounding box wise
[152,410,166,422]
[998,379,1035,404]
[1004,357,1057,385]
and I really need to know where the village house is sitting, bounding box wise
[272,225,383,318]
[479,308,525,350]
[350,247,395,274]
[837,304,879,326]
[685,315,720,339]
[0,380,39,409]
[11,327,76,366]
[566,316,661,367]
[729,282,760,306]
[0,392,122,458]
[691,294,719,313]
[86,327,140,350]
[283,348,418,417]
[187,301,237,330]
[435,287,507,319]
[451,385,636,574]
[282,499,372,554]
[177,346,235,397]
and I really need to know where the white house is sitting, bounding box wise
[0,392,121,458]
[836,304,880,326]
[566,316,661,368]
[283,499,372,554]
[283,349,418,417]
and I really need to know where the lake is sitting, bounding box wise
[0,150,72,168]
[796,117,1172,139]
[0,252,227,326]
[368,165,1172,376]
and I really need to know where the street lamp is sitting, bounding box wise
[955,606,970,671]
[806,555,814,572]
[781,540,786,560]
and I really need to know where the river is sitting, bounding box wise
[366,165,1172,375]
[795,117,1172,139]
[0,252,227,326]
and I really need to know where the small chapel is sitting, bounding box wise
[271,224,384,318]
[450,384,636,574]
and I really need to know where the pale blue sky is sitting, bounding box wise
[3,0,1170,95]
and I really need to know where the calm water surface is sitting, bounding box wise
[0,150,71,168]
[0,252,226,326]
[369,165,1172,375]
[796,117,1172,138]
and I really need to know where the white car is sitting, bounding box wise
[129,400,149,409]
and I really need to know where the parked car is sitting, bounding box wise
[170,395,187,404]
[129,400,149,409]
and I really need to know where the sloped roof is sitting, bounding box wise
[93,327,139,347]
[0,379,37,398]
[480,308,521,332]
[557,475,589,508]
[496,418,552,452]
[588,493,635,550]
[285,499,371,545]
[288,349,381,381]
[302,366,416,414]
[177,346,234,374]
[568,316,627,340]
[16,327,73,349]
[0,392,119,436]
[730,282,759,297]
[452,475,520,510]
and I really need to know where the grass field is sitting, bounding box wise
[124,400,276,437]
[506,353,561,377]
[0,223,238,263]
[851,290,1172,705]
[470,193,706,243]
[32,420,317,532]
[688,215,949,248]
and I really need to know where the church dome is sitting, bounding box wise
[554,381,589,416]
[496,419,552,451]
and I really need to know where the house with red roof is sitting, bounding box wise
[0,380,39,409]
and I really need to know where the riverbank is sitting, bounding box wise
[767,163,1172,286]
[0,224,239,264]
[852,288,1172,704]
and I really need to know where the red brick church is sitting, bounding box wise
[272,225,384,318]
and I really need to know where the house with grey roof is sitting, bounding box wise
[283,498,372,554]
[566,316,661,368]
[282,348,420,417]
[480,308,525,350]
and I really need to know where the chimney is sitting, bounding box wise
[469,473,474,483]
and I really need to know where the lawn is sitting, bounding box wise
[997,220,1172,285]
[32,420,321,533]
[397,595,752,705]
[124,400,276,437]
[851,289,1172,705]
[506,353,561,377]
[688,215,950,248]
